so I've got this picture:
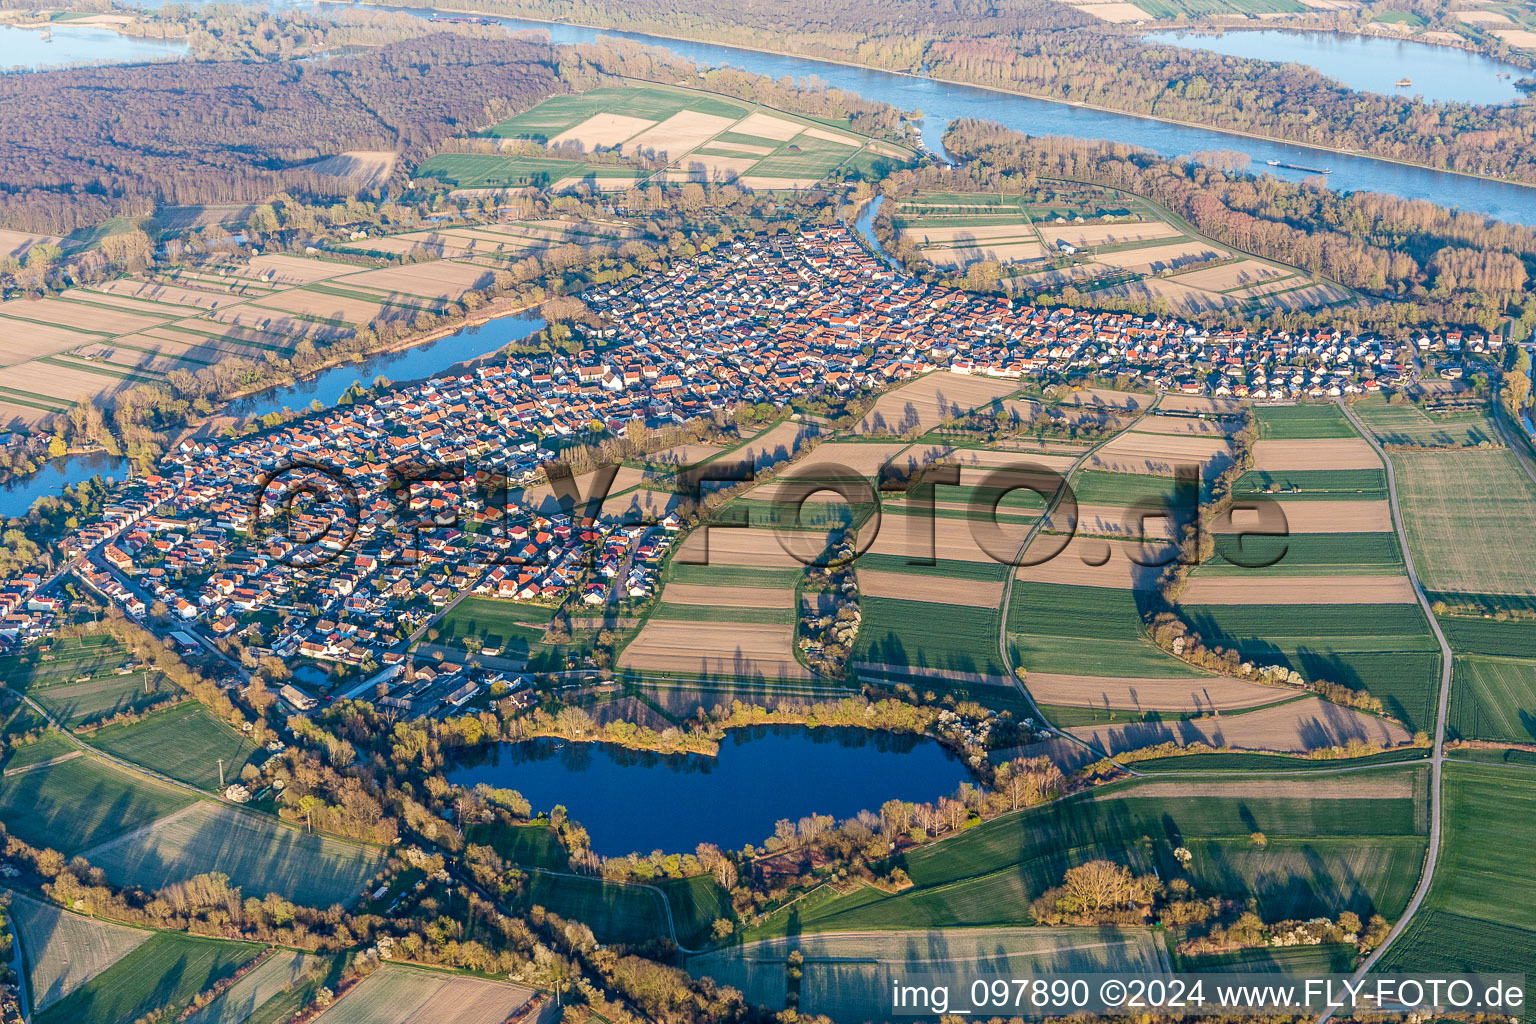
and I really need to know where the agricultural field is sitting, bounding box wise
[415,152,645,190]
[735,773,1424,941]
[465,84,915,191]
[0,741,195,855]
[183,950,321,1024]
[1252,402,1357,439]
[1377,763,1536,980]
[312,964,535,1024]
[853,590,1011,686]
[0,225,620,426]
[7,891,153,1012]
[1056,0,1311,21]
[892,185,1347,313]
[0,634,182,728]
[81,800,386,907]
[523,872,670,945]
[35,931,262,1024]
[1388,448,1536,599]
[689,927,1163,1016]
[88,702,261,792]
[1352,395,1500,448]
[1177,602,1441,732]
[854,371,1020,435]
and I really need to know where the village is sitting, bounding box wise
[0,222,1496,719]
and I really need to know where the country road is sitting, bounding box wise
[994,393,1162,772]
[1319,399,1455,1017]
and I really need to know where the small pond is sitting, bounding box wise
[449,724,975,857]
[1145,29,1530,106]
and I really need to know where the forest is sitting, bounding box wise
[364,0,1536,184]
[0,33,564,234]
[914,121,1536,332]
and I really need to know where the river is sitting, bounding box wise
[448,725,974,856]
[226,310,545,420]
[1145,29,1531,106]
[0,22,186,72]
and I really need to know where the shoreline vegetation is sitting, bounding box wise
[349,0,1536,189]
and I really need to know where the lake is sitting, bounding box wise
[0,451,131,520]
[227,310,544,420]
[0,22,186,72]
[1145,29,1531,106]
[448,725,975,856]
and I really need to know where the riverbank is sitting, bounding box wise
[171,294,543,446]
[352,1,1536,192]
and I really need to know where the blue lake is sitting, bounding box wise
[1145,29,1531,106]
[0,451,131,520]
[227,311,544,420]
[448,725,974,856]
[0,22,186,72]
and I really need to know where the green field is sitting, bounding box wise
[1134,747,1429,772]
[1391,449,1536,598]
[0,745,194,855]
[743,776,1424,938]
[85,800,386,907]
[690,927,1162,1017]
[36,932,261,1024]
[483,85,751,141]
[1007,582,1192,677]
[1205,531,1404,575]
[1178,602,1440,731]
[854,595,1007,679]
[1449,656,1536,742]
[415,153,643,188]
[465,822,568,870]
[1352,397,1500,448]
[660,874,734,947]
[89,702,260,792]
[1235,468,1388,498]
[1071,469,1201,507]
[524,871,670,945]
[435,596,560,654]
[1181,836,1423,920]
[1254,403,1356,439]
[0,637,180,728]
[1377,764,1536,989]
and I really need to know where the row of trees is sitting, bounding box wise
[361,0,1536,183]
[917,124,1536,333]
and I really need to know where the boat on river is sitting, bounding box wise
[1266,159,1332,173]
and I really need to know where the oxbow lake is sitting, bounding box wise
[0,22,186,72]
[448,725,976,857]
[1144,29,1531,106]
[0,451,131,520]
[224,311,544,420]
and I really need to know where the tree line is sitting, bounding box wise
[356,0,1536,183]
[929,122,1536,333]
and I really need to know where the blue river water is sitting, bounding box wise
[1145,29,1531,106]
[448,725,974,856]
[0,22,186,72]
[226,310,545,420]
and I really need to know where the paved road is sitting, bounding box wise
[1319,399,1455,1016]
[993,395,1163,772]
